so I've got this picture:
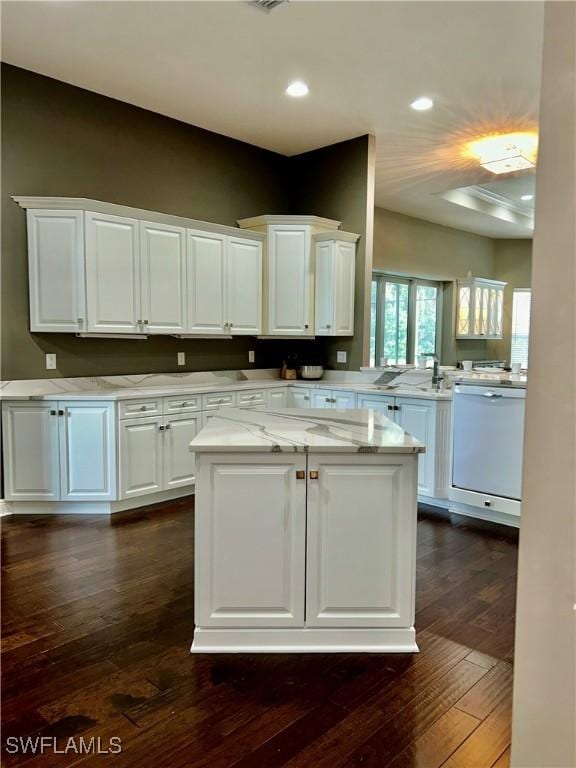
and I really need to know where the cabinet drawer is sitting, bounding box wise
[201,391,237,410]
[237,389,266,407]
[163,394,202,414]
[119,398,163,419]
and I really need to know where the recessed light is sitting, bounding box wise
[286,81,309,98]
[410,96,434,111]
[520,194,534,201]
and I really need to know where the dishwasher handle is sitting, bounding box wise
[483,391,503,398]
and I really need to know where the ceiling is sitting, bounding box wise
[1,1,544,238]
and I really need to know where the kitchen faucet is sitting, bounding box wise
[422,353,443,391]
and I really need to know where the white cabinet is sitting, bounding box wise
[310,389,357,409]
[357,394,396,416]
[2,401,116,502]
[306,454,416,627]
[456,277,506,340]
[289,388,312,408]
[164,413,202,490]
[195,453,307,627]
[314,234,357,336]
[26,210,86,332]
[186,230,227,334]
[119,417,164,498]
[267,225,312,335]
[59,402,116,501]
[140,221,187,333]
[2,403,60,500]
[395,398,435,498]
[85,212,141,333]
[227,237,262,335]
[266,388,288,408]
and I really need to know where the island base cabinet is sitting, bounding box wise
[306,455,417,628]
[194,454,306,628]
[192,452,418,653]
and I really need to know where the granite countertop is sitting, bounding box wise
[189,408,426,454]
[0,377,453,402]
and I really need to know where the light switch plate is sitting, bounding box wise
[337,351,347,364]
[177,352,185,366]
[248,350,255,364]
[45,353,57,370]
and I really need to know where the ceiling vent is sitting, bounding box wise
[248,0,289,12]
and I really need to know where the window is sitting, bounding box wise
[510,289,531,369]
[370,274,441,366]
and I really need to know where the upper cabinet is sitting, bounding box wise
[314,232,358,336]
[27,210,86,333]
[16,198,264,338]
[455,277,507,340]
[237,215,358,337]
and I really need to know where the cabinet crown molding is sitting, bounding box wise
[313,230,360,243]
[13,197,265,241]
[237,214,341,230]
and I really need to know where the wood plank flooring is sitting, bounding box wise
[1,500,518,768]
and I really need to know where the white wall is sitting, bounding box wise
[511,3,576,767]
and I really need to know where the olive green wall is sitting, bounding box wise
[487,239,533,361]
[0,64,292,379]
[372,206,532,366]
[288,135,374,370]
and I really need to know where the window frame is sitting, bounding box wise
[510,288,532,369]
[371,272,443,366]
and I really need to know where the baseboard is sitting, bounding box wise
[447,500,520,528]
[191,626,418,653]
[2,487,195,515]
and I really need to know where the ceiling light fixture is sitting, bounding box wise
[520,194,534,201]
[286,81,309,98]
[466,132,538,175]
[410,97,434,111]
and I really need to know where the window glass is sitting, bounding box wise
[414,285,438,358]
[382,281,409,364]
[511,290,531,368]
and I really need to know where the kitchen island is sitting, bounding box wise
[190,408,424,653]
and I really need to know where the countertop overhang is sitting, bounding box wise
[189,408,426,454]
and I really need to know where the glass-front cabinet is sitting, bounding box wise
[456,277,506,340]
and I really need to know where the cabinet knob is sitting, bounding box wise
[58,409,64,416]
[326,324,331,329]
[182,402,188,407]
[159,425,165,431]
[143,320,149,325]
[296,470,305,480]
[77,318,83,326]
[309,470,319,480]
[137,320,143,325]
[387,405,394,411]
[50,409,57,416]
[304,396,310,401]
[165,423,171,430]
[304,324,309,329]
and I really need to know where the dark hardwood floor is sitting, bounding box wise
[1,500,518,768]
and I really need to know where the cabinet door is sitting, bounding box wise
[140,221,187,333]
[195,454,306,627]
[164,414,201,489]
[85,212,141,333]
[357,394,396,419]
[119,417,164,498]
[267,225,312,335]
[289,388,311,408]
[227,238,262,335]
[266,388,288,408]
[332,390,357,409]
[27,210,86,333]
[395,398,434,497]
[314,240,335,336]
[59,402,116,501]
[310,389,333,408]
[334,241,356,336]
[306,454,417,627]
[186,230,227,334]
[2,404,60,500]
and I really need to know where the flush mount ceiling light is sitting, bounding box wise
[521,194,534,201]
[410,96,434,111]
[286,81,309,98]
[466,132,538,175]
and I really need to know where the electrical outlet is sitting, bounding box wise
[45,353,57,370]
[336,351,347,364]
[177,352,186,366]
[248,350,255,364]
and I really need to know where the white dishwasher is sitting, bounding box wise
[452,384,526,501]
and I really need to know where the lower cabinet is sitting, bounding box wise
[119,413,201,498]
[289,387,311,408]
[310,388,357,409]
[265,388,288,408]
[194,452,417,632]
[2,401,115,501]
